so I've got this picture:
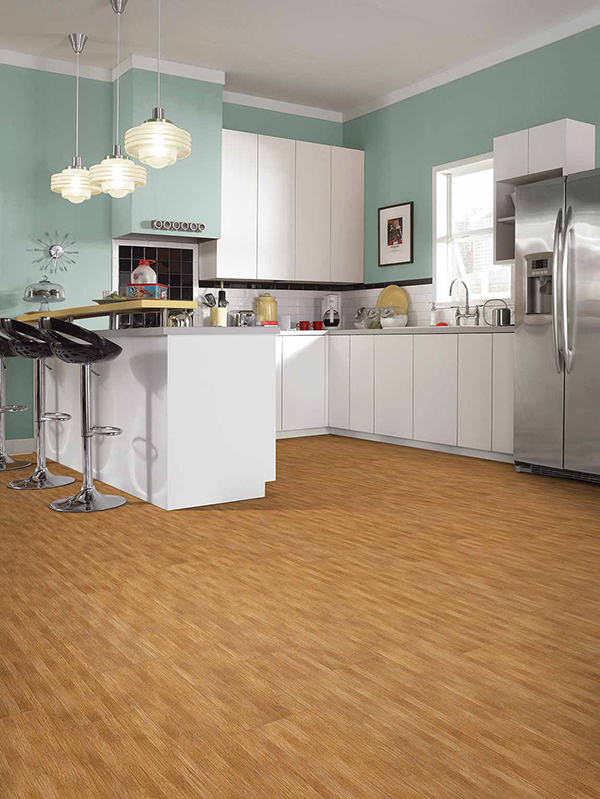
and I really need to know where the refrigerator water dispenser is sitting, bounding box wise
[525,253,553,315]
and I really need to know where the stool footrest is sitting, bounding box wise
[0,404,29,414]
[41,412,72,422]
[90,425,122,437]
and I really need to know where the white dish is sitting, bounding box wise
[381,314,408,328]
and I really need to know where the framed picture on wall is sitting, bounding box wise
[378,202,414,267]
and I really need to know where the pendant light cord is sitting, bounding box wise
[157,0,161,110]
[116,10,121,143]
[75,52,80,158]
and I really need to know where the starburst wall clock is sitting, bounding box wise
[28,231,78,273]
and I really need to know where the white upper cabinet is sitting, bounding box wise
[295,142,331,282]
[413,335,458,446]
[374,335,413,439]
[258,135,296,281]
[528,119,596,177]
[458,334,492,451]
[493,129,529,182]
[331,147,365,283]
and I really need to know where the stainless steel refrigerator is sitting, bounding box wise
[515,169,600,480]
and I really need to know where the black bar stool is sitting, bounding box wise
[38,318,126,513]
[0,332,31,473]
[0,319,74,490]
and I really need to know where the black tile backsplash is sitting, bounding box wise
[118,245,195,301]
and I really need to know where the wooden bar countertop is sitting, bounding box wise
[16,299,197,323]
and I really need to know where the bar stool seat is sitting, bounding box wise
[0,333,31,473]
[0,319,74,490]
[38,318,126,513]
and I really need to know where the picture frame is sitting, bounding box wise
[378,201,414,267]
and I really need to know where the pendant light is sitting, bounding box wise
[124,0,191,168]
[90,0,146,198]
[50,34,100,204]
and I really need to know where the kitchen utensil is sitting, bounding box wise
[380,306,408,327]
[354,307,368,329]
[234,310,256,327]
[93,297,131,304]
[23,276,65,312]
[218,288,228,307]
[312,321,323,330]
[210,307,227,327]
[376,285,409,314]
[367,308,382,329]
[168,310,194,327]
[203,293,216,307]
[482,299,512,326]
[255,293,278,324]
[298,321,310,331]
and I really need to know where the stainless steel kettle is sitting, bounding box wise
[167,309,194,327]
[482,299,512,327]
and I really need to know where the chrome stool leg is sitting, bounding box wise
[0,357,31,473]
[50,364,126,513]
[8,358,74,490]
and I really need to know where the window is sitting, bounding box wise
[433,154,511,306]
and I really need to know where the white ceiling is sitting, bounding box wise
[2,0,600,114]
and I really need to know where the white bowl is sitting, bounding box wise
[380,314,408,328]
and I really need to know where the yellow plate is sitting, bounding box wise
[376,285,409,313]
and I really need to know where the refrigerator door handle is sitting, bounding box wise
[561,206,574,373]
[551,207,564,374]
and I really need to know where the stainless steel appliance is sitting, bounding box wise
[322,294,341,327]
[482,299,511,326]
[515,169,600,480]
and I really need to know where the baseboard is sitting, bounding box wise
[6,438,34,455]
[277,428,329,439]
[328,429,514,463]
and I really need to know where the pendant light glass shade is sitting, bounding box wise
[89,147,147,198]
[51,158,101,204]
[124,0,191,169]
[125,111,191,168]
[50,34,97,203]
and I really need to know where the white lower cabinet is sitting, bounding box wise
[329,335,350,429]
[275,336,283,433]
[458,334,492,451]
[413,335,458,446]
[374,335,413,439]
[492,333,515,454]
[349,336,374,433]
[281,335,326,431]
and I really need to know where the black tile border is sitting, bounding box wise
[198,277,433,292]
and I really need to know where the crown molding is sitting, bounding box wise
[222,91,342,123]
[112,55,225,84]
[0,46,111,81]
[343,10,600,121]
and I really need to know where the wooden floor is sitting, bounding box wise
[1,436,600,798]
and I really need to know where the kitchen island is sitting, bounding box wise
[44,327,277,511]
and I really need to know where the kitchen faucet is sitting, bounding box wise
[449,278,480,326]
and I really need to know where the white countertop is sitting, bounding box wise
[278,325,515,335]
[103,326,278,337]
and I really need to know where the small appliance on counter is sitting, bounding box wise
[255,293,278,325]
[322,294,341,327]
[234,310,256,327]
[127,259,167,299]
[23,276,66,312]
[482,299,512,326]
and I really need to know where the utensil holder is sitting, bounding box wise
[210,307,228,327]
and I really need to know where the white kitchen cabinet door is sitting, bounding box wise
[295,142,331,282]
[492,333,515,454]
[282,335,326,431]
[349,335,374,433]
[329,335,350,429]
[528,119,595,177]
[374,335,413,439]
[216,129,258,279]
[258,135,295,280]
[275,336,283,433]
[413,335,458,446]
[331,147,364,283]
[493,129,529,182]
[458,334,492,451]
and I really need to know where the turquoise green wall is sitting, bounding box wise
[0,64,113,440]
[344,25,600,284]
[113,71,223,239]
[223,102,343,146]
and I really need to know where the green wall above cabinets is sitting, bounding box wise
[223,102,343,146]
[344,24,600,285]
[112,70,223,239]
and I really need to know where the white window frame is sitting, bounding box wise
[432,152,506,308]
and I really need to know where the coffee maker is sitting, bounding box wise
[322,294,341,327]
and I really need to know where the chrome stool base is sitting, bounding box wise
[50,486,126,514]
[8,467,75,490]
[0,454,31,472]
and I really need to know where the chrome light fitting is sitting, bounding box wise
[50,34,100,204]
[124,0,191,168]
[90,0,146,198]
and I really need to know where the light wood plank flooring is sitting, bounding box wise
[1,435,600,798]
